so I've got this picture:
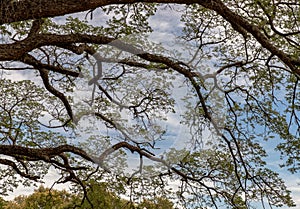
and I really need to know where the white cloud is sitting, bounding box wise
[4,167,70,201]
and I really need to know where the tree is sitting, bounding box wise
[0,0,299,208]
[4,186,76,209]
[78,181,130,209]
[4,184,174,209]
[0,197,7,209]
[138,197,174,209]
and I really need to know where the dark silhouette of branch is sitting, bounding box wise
[38,68,74,121]
[0,0,299,74]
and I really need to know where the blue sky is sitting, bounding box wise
[0,4,299,208]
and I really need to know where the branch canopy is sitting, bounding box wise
[0,0,299,208]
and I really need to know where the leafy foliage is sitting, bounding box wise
[3,184,174,209]
[0,0,299,208]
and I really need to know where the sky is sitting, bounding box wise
[0,4,299,209]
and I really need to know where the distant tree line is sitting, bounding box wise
[0,183,174,209]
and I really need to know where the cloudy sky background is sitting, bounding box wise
[1,4,299,208]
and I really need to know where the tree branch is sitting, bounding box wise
[0,144,95,163]
[38,68,74,120]
[0,0,298,74]
[0,158,40,180]
[22,53,80,77]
